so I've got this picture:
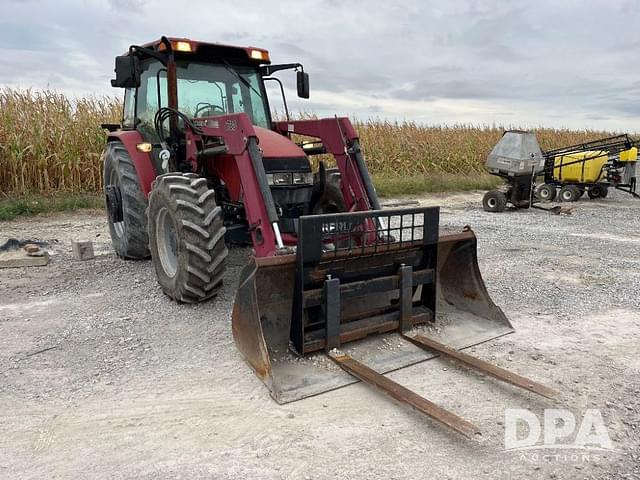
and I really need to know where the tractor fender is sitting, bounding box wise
[107,130,157,197]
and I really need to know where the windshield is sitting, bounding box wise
[136,60,271,134]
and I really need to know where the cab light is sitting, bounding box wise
[136,142,153,153]
[159,40,194,53]
[174,41,193,52]
[249,49,270,62]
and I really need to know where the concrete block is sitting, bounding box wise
[72,241,94,261]
[0,251,49,268]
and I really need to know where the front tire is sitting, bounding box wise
[103,141,150,259]
[148,173,228,303]
[311,168,347,214]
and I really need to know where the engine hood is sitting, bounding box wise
[254,126,305,158]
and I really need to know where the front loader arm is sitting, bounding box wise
[188,113,283,257]
[273,118,381,213]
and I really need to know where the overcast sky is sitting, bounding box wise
[2,0,640,130]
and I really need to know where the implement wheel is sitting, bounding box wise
[535,184,557,202]
[103,141,150,259]
[559,185,580,202]
[148,173,228,303]
[482,190,507,212]
[588,184,608,199]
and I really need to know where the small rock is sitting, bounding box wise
[287,413,295,419]
[24,244,39,254]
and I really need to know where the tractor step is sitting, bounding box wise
[327,334,557,439]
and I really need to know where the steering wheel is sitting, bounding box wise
[194,103,225,118]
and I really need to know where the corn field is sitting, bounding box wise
[0,88,619,196]
[0,89,120,196]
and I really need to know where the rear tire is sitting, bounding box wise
[535,184,557,202]
[148,173,228,303]
[103,141,150,259]
[482,190,507,212]
[559,185,580,202]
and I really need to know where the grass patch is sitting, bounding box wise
[373,174,502,198]
[0,193,104,222]
[0,176,501,221]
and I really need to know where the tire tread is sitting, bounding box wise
[149,173,228,303]
[103,141,150,259]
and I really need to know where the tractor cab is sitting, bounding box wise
[113,39,278,134]
[109,37,318,243]
[111,37,308,148]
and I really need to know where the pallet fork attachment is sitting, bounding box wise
[232,207,556,437]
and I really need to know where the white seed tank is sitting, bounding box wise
[486,131,545,177]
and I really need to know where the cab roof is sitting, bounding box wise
[132,37,271,65]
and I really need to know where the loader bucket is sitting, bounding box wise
[232,207,513,403]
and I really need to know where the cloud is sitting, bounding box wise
[1,0,640,130]
[107,0,146,11]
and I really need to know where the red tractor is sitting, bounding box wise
[103,37,554,437]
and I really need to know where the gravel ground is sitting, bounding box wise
[0,190,639,479]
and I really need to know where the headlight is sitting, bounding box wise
[266,173,292,185]
[266,172,313,186]
[292,172,313,185]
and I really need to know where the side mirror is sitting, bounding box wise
[296,70,309,99]
[111,55,141,88]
